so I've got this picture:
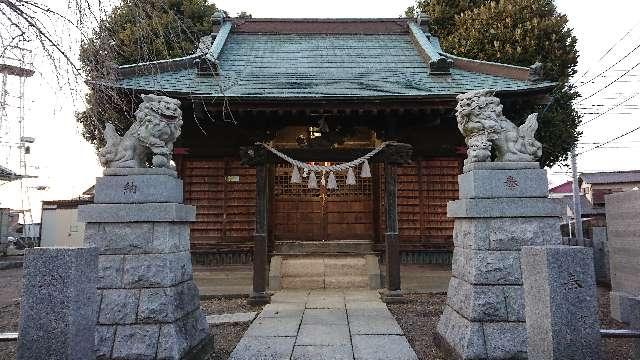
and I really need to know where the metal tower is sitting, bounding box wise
[0,46,36,227]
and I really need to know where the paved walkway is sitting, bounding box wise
[229,290,418,360]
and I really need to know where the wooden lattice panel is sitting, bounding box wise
[379,157,460,251]
[182,158,256,252]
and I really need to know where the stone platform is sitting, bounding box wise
[269,255,381,291]
[436,163,563,359]
[229,289,417,360]
[79,170,209,359]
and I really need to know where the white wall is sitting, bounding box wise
[40,207,85,247]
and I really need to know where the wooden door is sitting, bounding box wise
[273,164,374,241]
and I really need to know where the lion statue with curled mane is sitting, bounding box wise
[99,94,183,169]
[455,89,542,165]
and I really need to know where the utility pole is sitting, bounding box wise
[570,148,584,246]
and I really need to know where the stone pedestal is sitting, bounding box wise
[436,162,563,359]
[521,246,602,360]
[17,247,98,360]
[79,170,210,360]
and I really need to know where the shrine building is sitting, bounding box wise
[102,16,554,299]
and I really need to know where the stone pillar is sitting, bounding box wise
[591,226,610,286]
[521,245,602,360]
[606,190,640,360]
[605,190,640,321]
[79,168,210,360]
[436,162,563,359]
[17,247,98,360]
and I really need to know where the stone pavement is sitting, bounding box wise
[229,290,418,360]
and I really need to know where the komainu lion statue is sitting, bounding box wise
[99,94,183,169]
[455,89,542,165]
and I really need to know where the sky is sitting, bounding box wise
[1,0,640,222]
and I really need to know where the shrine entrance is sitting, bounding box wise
[273,163,375,242]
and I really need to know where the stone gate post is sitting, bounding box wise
[435,162,563,359]
[79,168,211,359]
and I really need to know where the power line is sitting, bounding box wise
[572,20,640,85]
[578,125,640,155]
[575,42,640,89]
[579,92,640,126]
[577,59,640,104]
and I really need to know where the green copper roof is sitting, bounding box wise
[114,33,553,98]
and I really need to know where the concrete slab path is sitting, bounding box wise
[229,290,418,360]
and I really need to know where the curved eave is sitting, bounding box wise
[94,79,555,103]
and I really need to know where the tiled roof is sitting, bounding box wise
[42,198,93,209]
[580,171,640,185]
[549,181,573,194]
[110,19,554,99]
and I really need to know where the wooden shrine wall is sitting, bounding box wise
[181,156,461,264]
[182,158,256,261]
[376,157,461,255]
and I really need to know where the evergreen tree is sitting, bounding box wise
[409,0,580,166]
[77,0,219,147]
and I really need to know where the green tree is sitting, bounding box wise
[409,0,580,167]
[407,0,490,39]
[77,0,220,147]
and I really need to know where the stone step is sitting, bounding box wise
[274,240,374,255]
[274,255,377,290]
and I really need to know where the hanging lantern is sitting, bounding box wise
[327,172,337,189]
[308,171,318,189]
[360,159,371,178]
[291,166,301,183]
[346,167,356,185]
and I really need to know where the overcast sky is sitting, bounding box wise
[1,0,640,222]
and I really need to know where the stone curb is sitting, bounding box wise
[0,261,23,270]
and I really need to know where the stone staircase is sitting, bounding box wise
[269,254,381,290]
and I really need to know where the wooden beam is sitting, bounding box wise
[247,163,271,305]
[381,143,412,304]
[382,162,405,303]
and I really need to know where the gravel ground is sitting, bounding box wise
[0,290,262,360]
[200,297,264,360]
[0,301,19,360]
[0,262,635,360]
[388,287,635,360]
[387,293,448,360]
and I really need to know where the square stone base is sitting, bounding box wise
[436,306,527,359]
[97,304,209,359]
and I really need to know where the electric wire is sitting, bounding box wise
[578,125,640,155]
[579,92,640,126]
[573,19,640,86]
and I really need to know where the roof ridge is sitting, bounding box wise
[229,18,412,22]
[442,52,538,82]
